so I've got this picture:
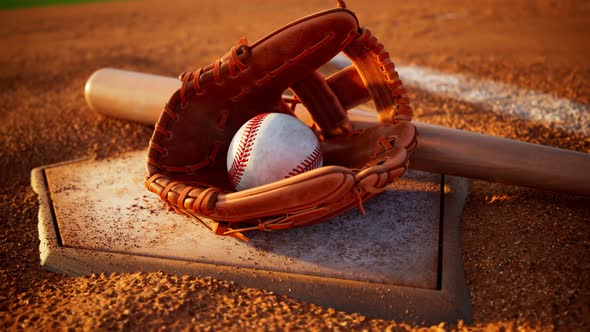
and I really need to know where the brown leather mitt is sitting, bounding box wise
[145,1,417,241]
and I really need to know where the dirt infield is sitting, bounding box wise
[1,0,589,330]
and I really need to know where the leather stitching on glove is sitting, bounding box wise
[144,1,417,241]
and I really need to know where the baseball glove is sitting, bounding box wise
[145,1,417,241]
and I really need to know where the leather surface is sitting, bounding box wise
[148,9,359,190]
[145,3,417,240]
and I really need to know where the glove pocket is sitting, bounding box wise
[213,166,355,221]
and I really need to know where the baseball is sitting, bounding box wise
[227,112,323,191]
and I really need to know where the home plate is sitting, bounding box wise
[31,149,471,325]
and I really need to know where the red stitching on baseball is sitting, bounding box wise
[286,144,322,178]
[228,113,269,188]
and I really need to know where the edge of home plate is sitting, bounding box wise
[32,149,472,325]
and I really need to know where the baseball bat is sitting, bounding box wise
[84,68,590,196]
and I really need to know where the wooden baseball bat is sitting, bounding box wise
[84,68,590,196]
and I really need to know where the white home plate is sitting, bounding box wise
[32,149,471,325]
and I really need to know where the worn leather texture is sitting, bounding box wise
[145,2,416,241]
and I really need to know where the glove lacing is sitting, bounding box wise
[178,38,250,105]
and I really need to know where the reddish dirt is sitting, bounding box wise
[1,0,589,330]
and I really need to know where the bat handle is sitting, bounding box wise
[412,122,590,196]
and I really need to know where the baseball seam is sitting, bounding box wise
[228,113,269,189]
[286,144,322,177]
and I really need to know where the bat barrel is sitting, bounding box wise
[347,110,590,196]
[84,68,179,125]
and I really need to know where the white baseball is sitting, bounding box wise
[227,112,323,191]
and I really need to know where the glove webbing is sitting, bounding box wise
[289,27,413,140]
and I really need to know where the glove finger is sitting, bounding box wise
[291,70,351,138]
